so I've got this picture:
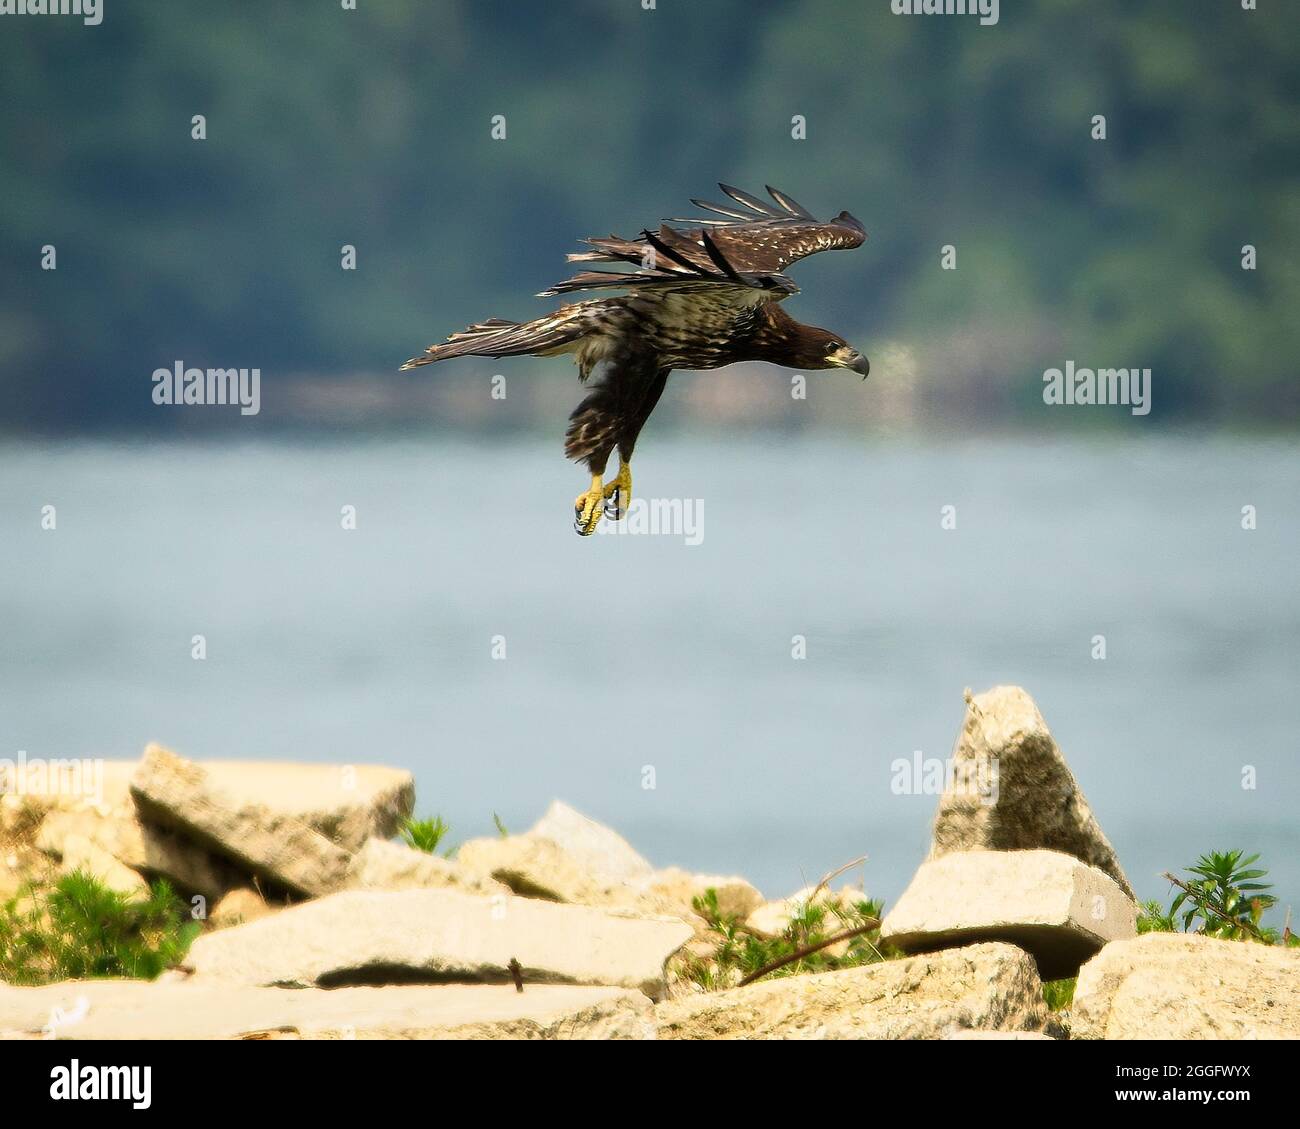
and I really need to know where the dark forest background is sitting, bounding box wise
[1,0,1296,434]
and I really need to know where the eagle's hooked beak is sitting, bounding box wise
[830,345,871,379]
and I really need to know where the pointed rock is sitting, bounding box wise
[930,686,1134,899]
[526,801,654,885]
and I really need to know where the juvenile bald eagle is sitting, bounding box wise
[401,184,870,535]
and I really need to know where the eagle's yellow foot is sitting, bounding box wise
[573,475,604,536]
[602,463,632,520]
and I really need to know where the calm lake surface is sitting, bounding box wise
[3,434,1297,913]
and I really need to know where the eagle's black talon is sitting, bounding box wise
[601,464,633,522]
[603,489,624,520]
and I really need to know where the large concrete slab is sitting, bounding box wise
[0,980,653,1040]
[186,887,694,999]
[130,745,356,897]
[7,753,412,853]
[134,746,416,847]
[880,849,1136,980]
[187,758,415,852]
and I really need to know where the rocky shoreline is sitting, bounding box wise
[1,685,1296,1040]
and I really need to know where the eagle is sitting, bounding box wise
[402,184,870,536]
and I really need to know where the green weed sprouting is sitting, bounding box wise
[398,814,451,855]
[679,887,889,991]
[1140,850,1295,946]
[1137,898,1179,934]
[399,812,511,854]
[0,871,201,986]
[1042,977,1076,1011]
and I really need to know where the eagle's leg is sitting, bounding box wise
[602,462,632,521]
[602,368,667,522]
[573,473,605,537]
[565,363,665,536]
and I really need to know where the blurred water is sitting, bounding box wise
[2,435,1297,915]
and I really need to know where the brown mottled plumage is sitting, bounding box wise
[401,184,870,533]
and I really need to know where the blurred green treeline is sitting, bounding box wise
[0,0,1296,433]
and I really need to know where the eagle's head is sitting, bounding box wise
[797,327,871,379]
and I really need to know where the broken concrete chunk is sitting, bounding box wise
[1072,932,1300,1039]
[346,838,508,897]
[649,868,764,924]
[656,942,1051,1039]
[129,745,352,897]
[209,886,278,930]
[880,849,1136,980]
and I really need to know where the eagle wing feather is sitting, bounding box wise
[546,183,865,295]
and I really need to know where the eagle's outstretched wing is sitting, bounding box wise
[543,184,865,296]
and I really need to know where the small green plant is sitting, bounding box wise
[1042,977,1075,1011]
[0,871,201,986]
[1137,898,1178,933]
[399,815,451,855]
[493,812,509,838]
[1167,850,1277,941]
[1147,850,1294,945]
[679,887,889,991]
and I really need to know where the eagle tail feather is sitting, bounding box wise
[400,313,585,370]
